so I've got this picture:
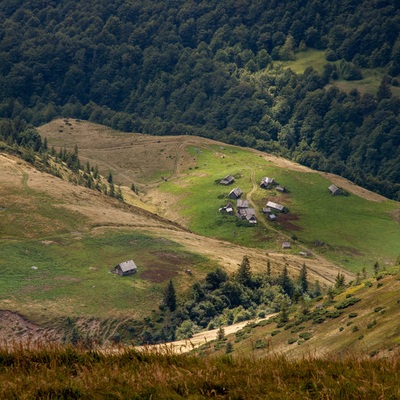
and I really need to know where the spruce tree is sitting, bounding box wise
[334,273,345,289]
[298,263,308,293]
[277,264,294,298]
[217,326,225,341]
[164,280,176,312]
[236,255,252,287]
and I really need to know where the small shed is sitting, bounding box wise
[219,202,234,214]
[282,242,291,249]
[260,177,275,188]
[266,201,285,213]
[262,207,272,214]
[113,260,138,276]
[228,187,242,199]
[276,185,286,193]
[329,184,342,196]
[268,214,277,221]
[246,215,257,224]
[220,175,235,185]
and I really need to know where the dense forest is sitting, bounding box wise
[0,0,399,199]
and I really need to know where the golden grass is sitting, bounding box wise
[0,342,399,399]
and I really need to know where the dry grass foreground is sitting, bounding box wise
[0,342,399,399]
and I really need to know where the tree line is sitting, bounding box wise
[0,0,399,199]
[135,256,322,344]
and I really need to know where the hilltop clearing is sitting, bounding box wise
[39,119,400,272]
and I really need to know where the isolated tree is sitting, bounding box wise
[163,280,177,312]
[225,341,234,354]
[298,263,308,293]
[327,286,335,301]
[216,326,225,341]
[334,273,345,289]
[236,255,252,287]
[107,171,113,183]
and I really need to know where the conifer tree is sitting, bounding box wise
[277,264,294,298]
[278,299,290,323]
[236,255,252,287]
[334,273,345,289]
[312,280,321,298]
[298,263,308,293]
[217,326,225,341]
[163,280,176,312]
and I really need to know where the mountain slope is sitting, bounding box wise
[39,118,400,272]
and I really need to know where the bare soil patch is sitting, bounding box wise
[277,213,302,231]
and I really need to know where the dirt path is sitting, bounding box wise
[109,314,278,355]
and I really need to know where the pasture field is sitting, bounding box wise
[281,49,400,96]
[0,232,212,322]
[159,144,400,272]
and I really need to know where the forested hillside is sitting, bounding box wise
[0,0,399,199]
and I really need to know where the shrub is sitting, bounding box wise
[364,281,373,287]
[271,330,281,337]
[290,326,305,333]
[348,312,358,318]
[374,307,384,313]
[352,325,359,332]
[288,338,297,345]
[254,339,267,349]
[335,297,361,309]
[312,315,326,324]
[326,310,343,319]
[298,332,313,341]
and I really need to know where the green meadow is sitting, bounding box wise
[160,145,400,272]
[0,232,213,322]
[281,49,400,96]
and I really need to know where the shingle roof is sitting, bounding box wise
[117,260,138,272]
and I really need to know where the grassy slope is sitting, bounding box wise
[282,49,400,96]
[200,270,400,359]
[0,153,218,325]
[159,144,400,272]
[39,119,400,272]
